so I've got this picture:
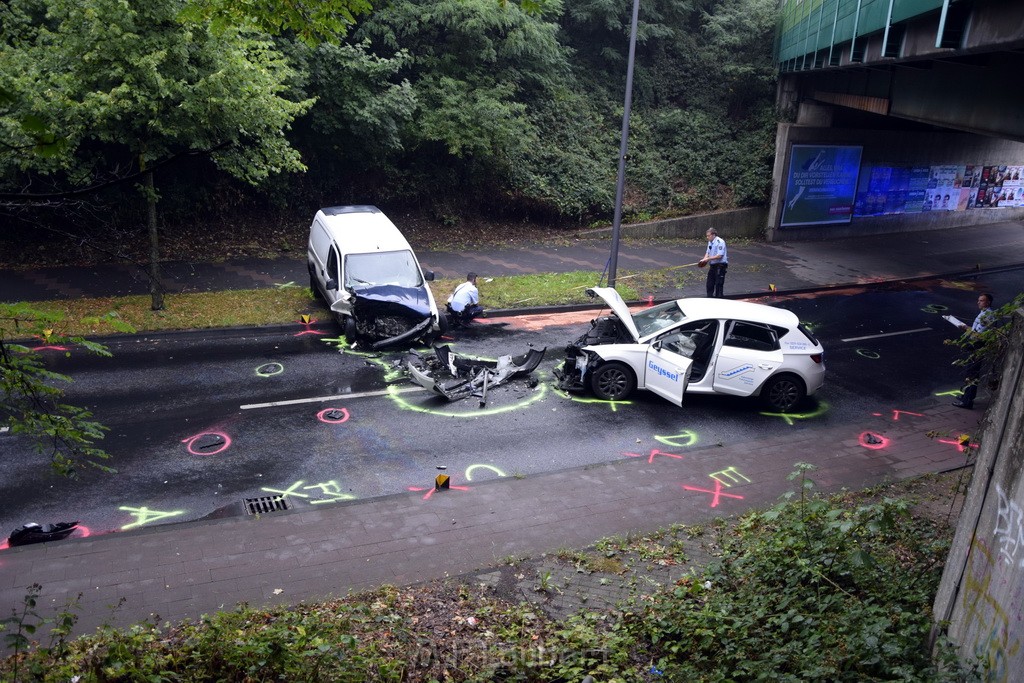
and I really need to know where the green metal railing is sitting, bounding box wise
[777,0,944,68]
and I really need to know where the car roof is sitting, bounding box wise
[316,206,413,255]
[674,297,800,328]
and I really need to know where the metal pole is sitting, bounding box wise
[935,0,952,48]
[608,0,640,289]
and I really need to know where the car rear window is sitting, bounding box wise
[724,321,780,352]
[797,324,821,347]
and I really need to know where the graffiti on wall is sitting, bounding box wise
[961,538,1022,681]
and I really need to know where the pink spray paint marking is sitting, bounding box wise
[182,431,232,456]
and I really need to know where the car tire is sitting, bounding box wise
[342,316,358,343]
[437,311,450,335]
[761,374,806,413]
[309,268,322,301]
[590,362,636,401]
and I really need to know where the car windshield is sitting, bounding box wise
[631,301,685,338]
[345,250,422,288]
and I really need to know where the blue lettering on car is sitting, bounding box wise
[648,359,679,382]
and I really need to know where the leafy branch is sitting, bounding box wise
[1,303,134,476]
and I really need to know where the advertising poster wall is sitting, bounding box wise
[781,145,863,227]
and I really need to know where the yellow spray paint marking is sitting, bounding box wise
[119,506,185,530]
[655,430,699,448]
[551,386,632,412]
[760,401,830,426]
[465,464,506,481]
[303,480,356,504]
[387,382,548,417]
[710,467,751,487]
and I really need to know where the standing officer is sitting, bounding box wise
[698,228,728,298]
[952,292,995,409]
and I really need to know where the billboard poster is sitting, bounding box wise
[781,145,863,227]
[929,165,959,211]
[904,166,930,213]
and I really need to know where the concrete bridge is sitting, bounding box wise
[769,0,1024,241]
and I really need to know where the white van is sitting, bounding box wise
[307,206,446,348]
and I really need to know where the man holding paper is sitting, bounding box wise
[952,292,995,409]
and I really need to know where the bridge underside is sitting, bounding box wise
[782,47,1024,143]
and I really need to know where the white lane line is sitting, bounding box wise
[0,426,9,433]
[241,386,426,410]
[841,327,932,343]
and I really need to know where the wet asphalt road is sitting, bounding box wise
[1,269,1021,542]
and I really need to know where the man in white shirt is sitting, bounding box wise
[698,228,728,298]
[447,272,484,326]
[953,292,995,409]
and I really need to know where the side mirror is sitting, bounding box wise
[326,279,338,291]
[424,270,435,281]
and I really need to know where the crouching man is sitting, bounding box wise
[447,272,484,326]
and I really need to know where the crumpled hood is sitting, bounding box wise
[348,284,432,319]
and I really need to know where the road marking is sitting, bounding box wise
[841,327,932,343]
[240,386,426,410]
[0,426,8,434]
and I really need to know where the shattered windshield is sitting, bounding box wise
[345,250,422,288]
[631,301,685,338]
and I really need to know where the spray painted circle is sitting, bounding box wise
[256,362,284,377]
[858,431,891,450]
[855,349,880,359]
[182,431,232,456]
[317,407,351,424]
[464,464,506,481]
[387,381,548,417]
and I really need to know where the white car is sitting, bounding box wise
[553,287,825,412]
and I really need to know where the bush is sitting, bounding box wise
[637,463,962,681]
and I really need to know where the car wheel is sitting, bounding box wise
[762,374,806,413]
[342,316,358,343]
[309,269,321,300]
[590,362,636,401]
[437,311,450,335]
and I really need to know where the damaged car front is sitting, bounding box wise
[334,249,444,350]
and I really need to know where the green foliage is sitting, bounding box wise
[637,463,962,681]
[0,0,313,194]
[179,0,373,46]
[0,302,133,476]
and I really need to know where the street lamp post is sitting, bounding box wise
[607,0,641,289]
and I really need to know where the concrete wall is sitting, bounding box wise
[933,308,1024,681]
[581,207,768,241]
[766,124,1024,242]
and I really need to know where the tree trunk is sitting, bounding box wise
[142,165,164,311]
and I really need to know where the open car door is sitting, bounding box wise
[643,342,693,406]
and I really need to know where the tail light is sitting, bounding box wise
[810,353,823,364]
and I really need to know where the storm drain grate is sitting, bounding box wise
[244,495,291,515]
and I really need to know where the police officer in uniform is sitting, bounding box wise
[698,228,728,298]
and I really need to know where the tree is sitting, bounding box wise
[0,304,133,476]
[0,0,314,309]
